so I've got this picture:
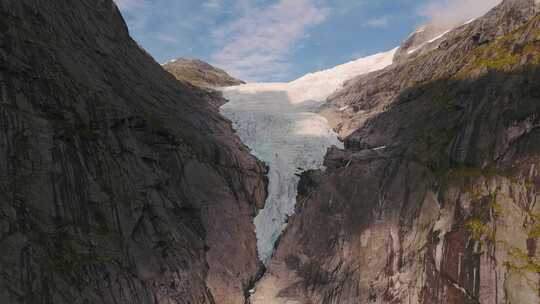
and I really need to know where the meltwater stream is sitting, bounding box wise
[219,49,396,264]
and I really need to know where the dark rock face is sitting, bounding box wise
[252,1,540,303]
[0,1,266,304]
[163,58,244,89]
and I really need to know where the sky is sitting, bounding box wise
[114,0,501,82]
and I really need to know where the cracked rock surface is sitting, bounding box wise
[0,1,267,303]
[252,1,540,303]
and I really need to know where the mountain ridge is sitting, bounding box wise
[323,0,540,139]
[163,58,244,89]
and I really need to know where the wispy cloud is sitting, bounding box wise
[203,0,223,10]
[333,0,367,15]
[420,0,502,27]
[365,16,390,28]
[156,33,178,43]
[210,0,328,81]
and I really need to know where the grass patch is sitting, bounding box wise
[456,16,540,78]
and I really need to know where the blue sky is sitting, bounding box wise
[115,0,500,82]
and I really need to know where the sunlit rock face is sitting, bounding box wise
[250,1,540,303]
[162,58,244,89]
[220,49,395,264]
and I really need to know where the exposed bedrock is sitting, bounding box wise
[325,0,540,139]
[0,1,267,303]
[252,1,540,303]
[162,58,245,90]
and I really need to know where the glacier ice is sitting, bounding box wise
[220,48,396,264]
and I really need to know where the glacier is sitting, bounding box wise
[220,48,397,264]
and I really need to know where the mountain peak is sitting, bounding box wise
[162,58,244,88]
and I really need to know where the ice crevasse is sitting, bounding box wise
[220,48,397,264]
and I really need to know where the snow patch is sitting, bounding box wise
[161,58,179,66]
[462,17,477,26]
[407,28,452,55]
[407,45,424,55]
[428,29,451,43]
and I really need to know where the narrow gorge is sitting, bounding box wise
[248,1,540,303]
[1,0,540,304]
[220,50,395,264]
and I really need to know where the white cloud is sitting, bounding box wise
[211,0,328,81]
[420,0,502,27]
[156,33,178,43]
[365,16,390,28]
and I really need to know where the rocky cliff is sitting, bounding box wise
[0,1,267,304]
[252,0,540,303]
[325,0,540,139]
[163,58,244,89]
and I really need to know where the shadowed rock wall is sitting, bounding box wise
[0,1,267,303]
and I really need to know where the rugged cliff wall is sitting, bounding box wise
[252,0,540,303]
[0,1,267,303]
[326,0,540,140]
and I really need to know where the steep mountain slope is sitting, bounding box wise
[393,16,483,65]
[0,1,267,304]
[163,58,244,88]
[326,0,540,139]
[220,49,395,264]
[251,0,540,303]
